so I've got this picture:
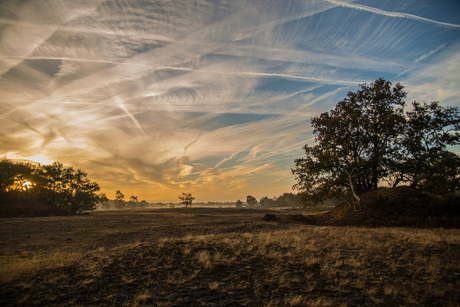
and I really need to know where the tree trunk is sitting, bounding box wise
[345,167,360,211]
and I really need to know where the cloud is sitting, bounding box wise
[0,0,103,75]
[414,44,446,63]
[1,0,459,201]
[402,42,460,107]
[114,96,148,138]
[183,133,201,155]
[323,0,460,29]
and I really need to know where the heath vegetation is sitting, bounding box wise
[1,208,459,306]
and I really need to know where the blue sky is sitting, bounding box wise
[1,0,459,202]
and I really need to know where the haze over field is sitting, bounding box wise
[1,0,459,202]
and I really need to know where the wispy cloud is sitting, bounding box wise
[414,44,446,63]
[323,0,460,29]
[402,42,460,106]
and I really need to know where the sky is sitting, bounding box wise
[1,0,459,203]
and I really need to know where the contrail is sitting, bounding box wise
[114,97,147,138]
[184,133,201,155]
[324,0,460,29]
[239,71,365,85]
[0,18,175,42]
[241,137,316,166]
[414,44,446,63]
[214,146,250,168]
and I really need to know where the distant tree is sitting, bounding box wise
[277,196,287,206]
[178,192,195,207]
[116,190,124,200]
[114,190,125,209]
[128,195,139,208]
[246,195,258,207]
[259,196,273,207]
[285,193,299,206]
[99,193,110,209]
[259,196,268,207]
[235,199,244,208]
[139,200,148,208]
[260,193,299,207]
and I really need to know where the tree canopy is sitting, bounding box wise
[398,101,460,193]
[178,192,195,207]
[246,195,258,207]
[0,159,107,213]
[292,78,460,208]
[259,193,301,207]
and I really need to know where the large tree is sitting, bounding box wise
[292,78,460,207]
[396,101,460,193]
[38,162,107,213]
[0,159,38,194]
[293,78,406,207]
[0,159,106,213]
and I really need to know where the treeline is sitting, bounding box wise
[99,190,150,210]
[100,200,244,210]
[0,159,106,213]
[99,192,305,210]
[99,190,243,210]
[235,193,304,208]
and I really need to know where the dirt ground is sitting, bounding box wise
[1,207,459,306]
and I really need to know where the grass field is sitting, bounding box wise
[1,207,459,306]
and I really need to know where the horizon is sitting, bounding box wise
[1,0,459,202]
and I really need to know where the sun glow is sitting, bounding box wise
[18,180,34,191]
[5,153,53,166]
[22,181,33,190]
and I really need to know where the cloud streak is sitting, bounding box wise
[324,0,460,29]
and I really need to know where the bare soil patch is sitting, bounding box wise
[1,207,459,306]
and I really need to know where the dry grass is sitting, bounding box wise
[0,249,84,284]
[1,207,459,306]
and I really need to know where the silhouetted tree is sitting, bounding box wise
[285,193,298,206]
[114,190,125,209]
[293,78,460,208]
[128,195,139,208]
[396,101,460,193]
[139,200,148,208]
[259,196,272,207]
[235,199,244,208]
[0,159,106,213]
[99,193,110,209]
[246,195,258,207]
[178,192,195,207]
[0,159,38,195]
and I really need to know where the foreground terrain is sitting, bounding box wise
[1,207,459,306]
